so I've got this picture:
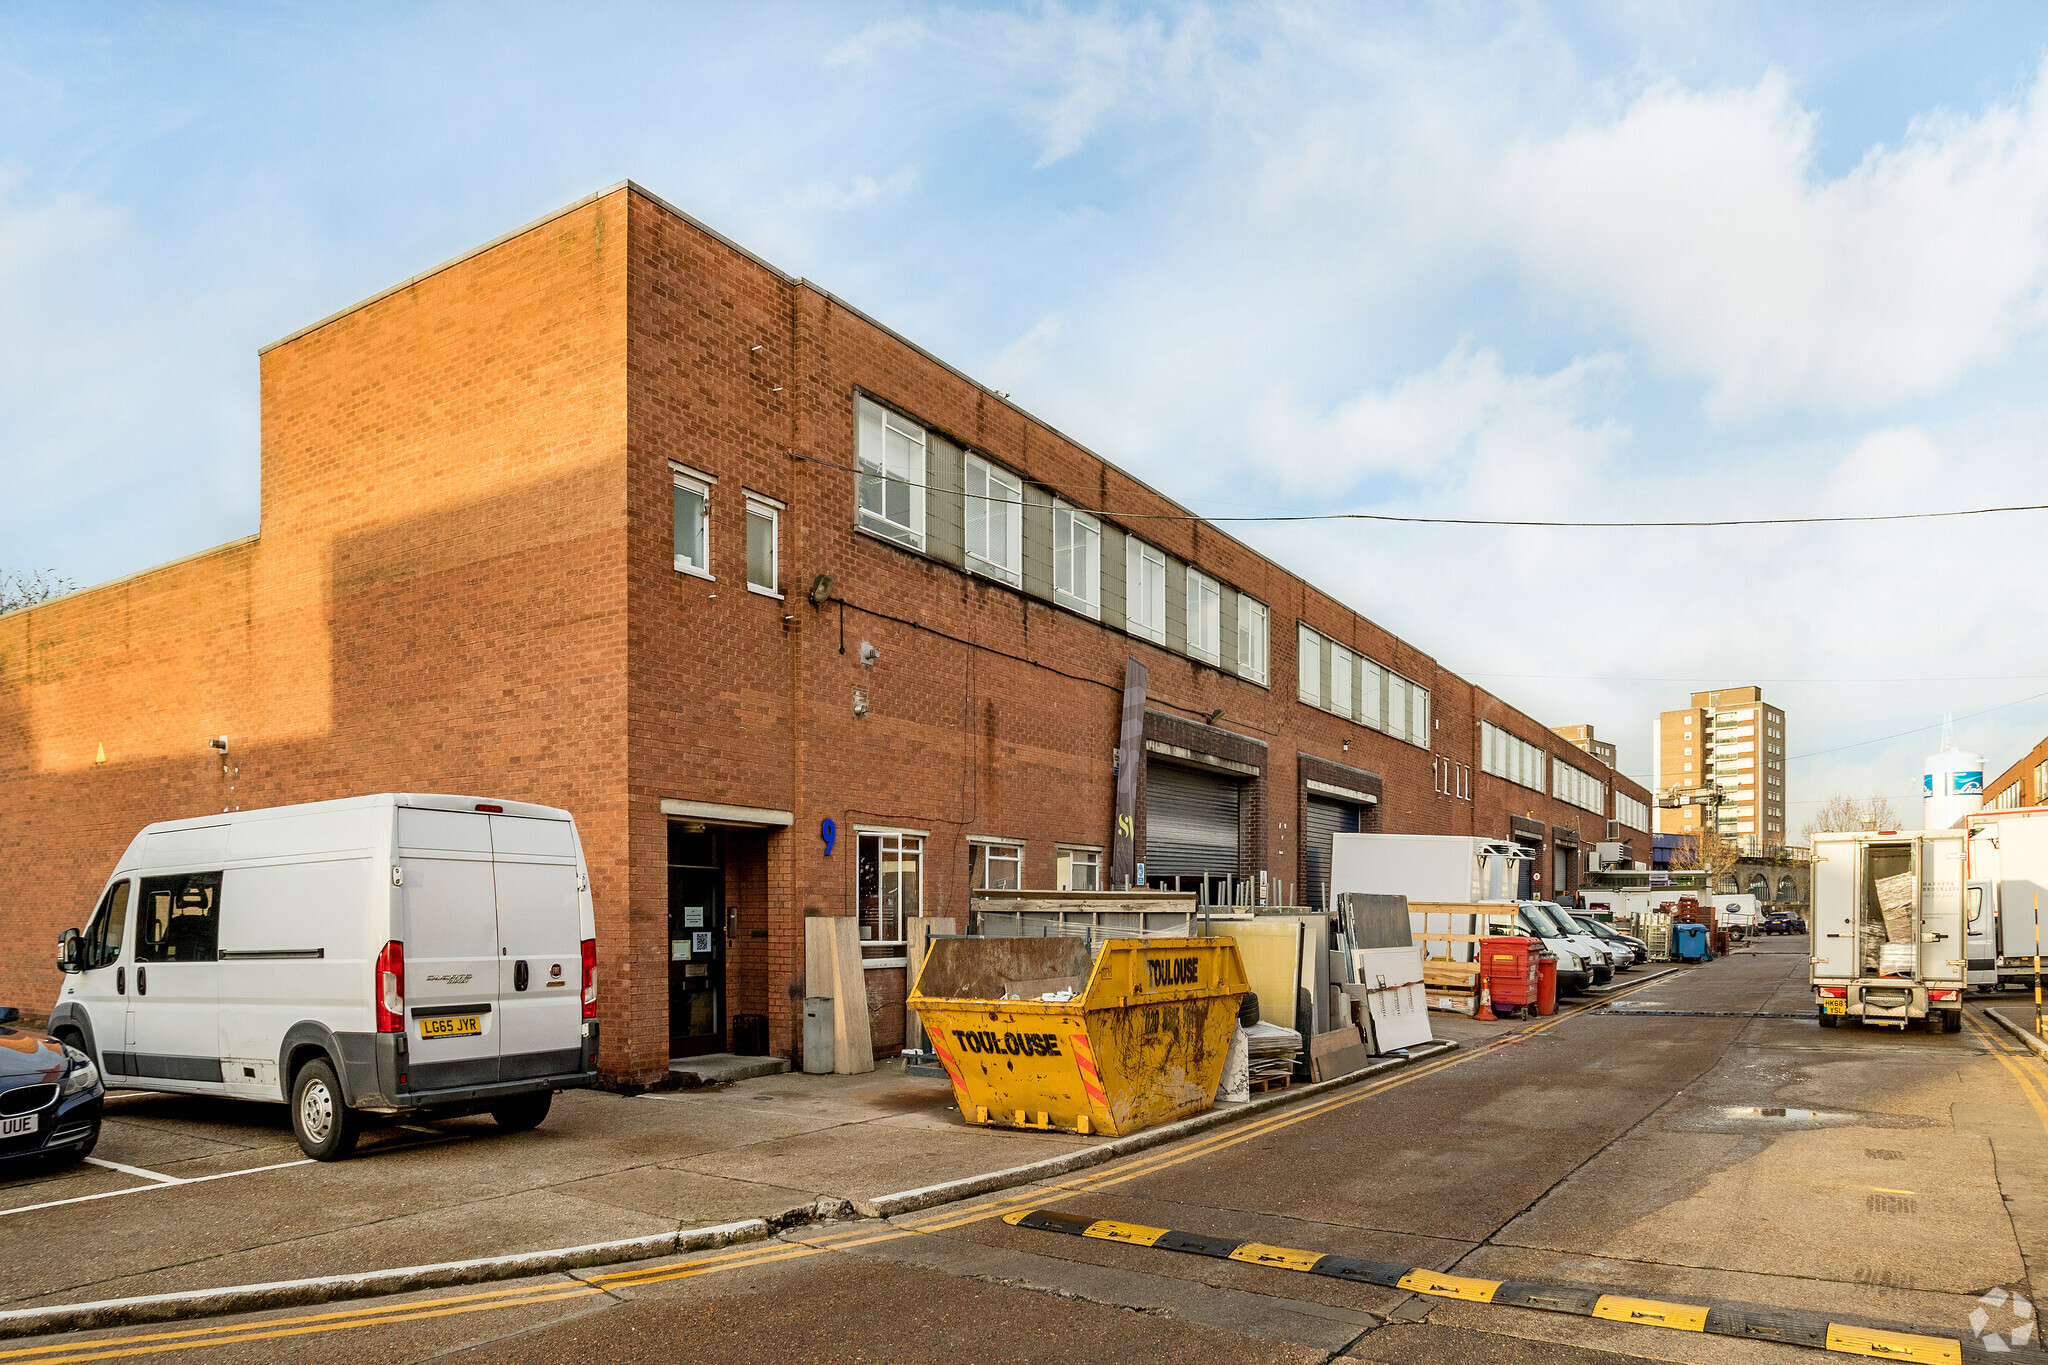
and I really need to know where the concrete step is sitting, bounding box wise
[668,1053,791,1087]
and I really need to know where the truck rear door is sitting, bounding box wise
[1920,837,1966,984]
[1994,814,2048,960]
[396,808,501,1090]
[489,814,584,1080]
[1811,840,1858,978]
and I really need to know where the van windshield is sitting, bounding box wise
[1519,904,1565,936]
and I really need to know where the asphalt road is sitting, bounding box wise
[21,939,2048,1364]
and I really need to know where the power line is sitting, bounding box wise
[1787,687,2048,763]
[793,450,2048,529]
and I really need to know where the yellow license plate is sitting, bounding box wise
[1823,1000,1845,1014]
[419,1014,481,1037]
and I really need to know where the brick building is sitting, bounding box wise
[0,184,1654,1084]
[1985,734,2048,812]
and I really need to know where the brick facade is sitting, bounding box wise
[0,183,1653,1084]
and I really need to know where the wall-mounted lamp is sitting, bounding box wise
[1204,708,1225,726]
[208,737,229,754]
[808,573,835,607]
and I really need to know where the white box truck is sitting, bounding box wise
[1964,807,2048,989]
[1809,830,1966,1032]
[48,794,599,1159]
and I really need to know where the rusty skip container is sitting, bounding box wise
[908,936,1250,1137]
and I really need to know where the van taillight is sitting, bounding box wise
[1929,989,1960,1002]
[581,938,597,1019]
[475,803,504,813]
[1817,986,1846,998]
[376,940,405,1033]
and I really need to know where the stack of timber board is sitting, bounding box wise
[1423,958,1482,1015]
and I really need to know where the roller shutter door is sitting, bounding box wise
[1304,796,1362,911]
[1144,762,1241,878]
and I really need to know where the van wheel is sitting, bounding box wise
[1942,1010,1963,1034]
[292,1059,361,1160]
[1817,1007,1839,1028]
[490,1092,552,1132]
[493,1088,557,1129]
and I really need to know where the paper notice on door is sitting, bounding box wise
[692,931,714,954]
[670,939,690,961]
[684,906,706,928]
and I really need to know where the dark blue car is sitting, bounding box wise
[0,1009,104,1169]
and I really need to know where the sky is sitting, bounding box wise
[5,1,2048,829]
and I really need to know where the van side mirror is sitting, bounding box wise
[57,928,81,974]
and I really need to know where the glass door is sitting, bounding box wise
[667,825,725,1057]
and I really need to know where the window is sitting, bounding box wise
[856,831,922,945]
[1552,761,1606,814]
[856,397,926,549]
[1057,846,1102,891]
[1186,569,1221,664]
[1297,624,1321,706]
[672,470,711,578]
[135,871,222,963]
[1330,643,1354,717]
[1359,659,1382,729]
[1386,674,1409,742]
[745,496,779,595]
[975,842,1024,890]
[1235,597,1268,685]
[1481,722,1546,792]
[964,453,1023,584]
[82,879,129,970]
[1126,539,1167,644]
[1053,503,1101,617]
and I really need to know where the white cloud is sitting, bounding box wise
[1498,64,2048,416]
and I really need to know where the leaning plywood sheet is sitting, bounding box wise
[1222,921,1305,1032]
[904,916,957,1053]
[805,916,874,1074]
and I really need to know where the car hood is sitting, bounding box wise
[0,1026,65,1080]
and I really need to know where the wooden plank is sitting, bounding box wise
[903,916,957,1054]
[805,916,874,1074]
[1307,1027,1370,1082]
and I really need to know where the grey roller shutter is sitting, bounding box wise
[1144,762,1240,878]
[1304,796,1362,911]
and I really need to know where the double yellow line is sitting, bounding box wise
[1963,1011,2048,1139]
[13,975,1665,1361]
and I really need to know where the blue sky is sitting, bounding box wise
[6,2,2048,825]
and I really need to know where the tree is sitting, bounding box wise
[1668,824,1742,892]
[0,570,76,615]
[1801,794,1901,845]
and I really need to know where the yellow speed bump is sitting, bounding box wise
[1397,1269,1501,1302]
[1228,1242,1325,1273]
[1823,1323,1962,1363]
[1081,1219,1168,1247]
[1592,1296,1708,1332]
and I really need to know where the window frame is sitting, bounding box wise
[1185,568,1221,664]
[1052,502,1102,618]
[82,878,129,970]
[854,829,924,947]
[856,398,928,551]
[964,452,1025,586]
[744,493,781,598]
[1297,623,1321,706]
[1126,539,1168,645]
[672,468,713,580]
[134,870,223,964]
[974,841,1025,891]
[1056,845,1103,892]
[1235,597,1269,686]
[1329,642,1354,719]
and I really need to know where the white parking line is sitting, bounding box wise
[85,1156,180,1184]
[0,1158,313,1219]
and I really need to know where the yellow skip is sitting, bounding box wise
[1227,1242,1324,1273]
[1592,1296,1708,1332]
[1823,1323,1962,1363]
[1397,1269,1501,1302]
[1081,1219,1168,1247]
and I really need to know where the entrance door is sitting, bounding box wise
[668,825,725,1057]
[1514,841,1539,899]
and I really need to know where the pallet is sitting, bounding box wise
[1248,1075,1291,1093]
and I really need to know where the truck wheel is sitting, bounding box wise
[1942,1010,1963,1034]
[490,1091,553,1132]
[291,1059,361,1160]
[1817,1007,1839,1029]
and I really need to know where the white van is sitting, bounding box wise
[48,794,599,1159]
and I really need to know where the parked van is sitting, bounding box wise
[48,794,599,1159]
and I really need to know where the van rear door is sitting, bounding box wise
[488,814,584,1081]
[396,809,501,1091]
[1810,840,1858,979]
[1920,837,1967,985]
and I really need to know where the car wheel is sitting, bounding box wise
[291,1058,361,1161]
[490,1091,553,1132]
[1817,1007,1839,1028]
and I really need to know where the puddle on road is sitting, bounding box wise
[1727,1106,1818,1119]
[1679,1103,1932,1133]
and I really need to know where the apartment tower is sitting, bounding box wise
[1651,687,1787,849]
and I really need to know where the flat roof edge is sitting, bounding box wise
[0,534,261,624]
